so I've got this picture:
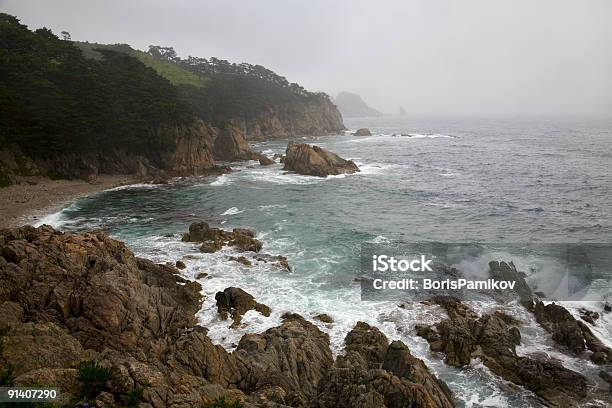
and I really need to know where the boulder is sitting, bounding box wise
[417,297,588,407]
[353,128,372,136]
[175,260,186,270]
[182,222,262,253]
[215,287,271,326]
[259,156,274,166]
[313,314,334,324]
[283,142,359,177]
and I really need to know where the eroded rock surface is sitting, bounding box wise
[215,287,271,326]
[182,221,263,253]
[283,142,359,177]
[416,297,588,407]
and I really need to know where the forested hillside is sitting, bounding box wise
[0,14,343,185]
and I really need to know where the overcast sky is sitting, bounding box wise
[3,0,611,116]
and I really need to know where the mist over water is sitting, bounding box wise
[42,116,612,407]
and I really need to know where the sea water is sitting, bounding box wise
[39,116,612,407]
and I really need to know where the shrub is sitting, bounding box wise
[76,361,111,399]
[202,397,243,408]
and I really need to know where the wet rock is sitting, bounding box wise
[255,254,291,271]
[417,297,588,407]
[175,260,186,270]
[489,261,533,301]
[283,142,359,177]
[259,156,274,166]
[314,314,334,324]
[605,302,611,313]
[229,256,252,266]
[579,308,599,325]
[533,300,612,363]
[353,128,372,136]
[215,287,271,326]
[195,272,208,279]
[182,222,262,253]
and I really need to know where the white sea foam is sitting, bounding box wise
[210,174,232,186]
[221,207,244,216]
[107,183,161,191]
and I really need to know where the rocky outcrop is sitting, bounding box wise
[0,225,248,406]
[317,322,455,408]
[240,97,345,141]
[532,300,612,364]
[212,124,261,162]
[353,128,372,136]
[283,142,360,177]
[235,313,333,406]
[416,297,588,407]
[182,221,263,253]
[215,287,271,326]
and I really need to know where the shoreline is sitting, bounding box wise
[0,174,137,228]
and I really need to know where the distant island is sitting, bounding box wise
[334,91,382,118]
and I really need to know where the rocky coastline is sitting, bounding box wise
[1,223,611,407]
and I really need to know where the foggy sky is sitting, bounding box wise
[3,0,611,116]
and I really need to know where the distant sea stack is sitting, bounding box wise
[335,92,382,118]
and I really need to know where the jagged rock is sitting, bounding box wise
[283,142,359,177]
[213,124,260,162]
[175,260,186,270]
[489,261,533,301]
[313,314,334,324]
[215,287,271,326]
[317,322,455,408]
[182,221,262,253]
[353,128,372,136]
[259,156,274,166]
[579,308,600,325]
[195,272,208,280]
[532,300,612,364]
[229,256,252,266]
[417,297,588,407]
[235,313,333,406]
[255,254,291,271]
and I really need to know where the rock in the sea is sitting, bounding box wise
[532,300,612,364]
[175,260,186,269]
[353,128,372,136]
[417,297,588,407]
[313,314,334,324]
[258,156,274,166]
[182,221,262,253]
[215,287,271,326]
[228,255,252,266]
[255,254,291,271]
[283,142,359,177]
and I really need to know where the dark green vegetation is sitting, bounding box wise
[0,14,194,158]
[77,42,334,125]
[202,397,243,408]
[76,361,111,400]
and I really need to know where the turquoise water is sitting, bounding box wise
[42,116,612,407]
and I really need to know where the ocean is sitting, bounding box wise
[40,116,612,407]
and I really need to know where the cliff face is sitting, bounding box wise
[236,98,345,141]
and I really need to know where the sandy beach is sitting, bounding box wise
[0,175,137,228]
